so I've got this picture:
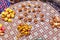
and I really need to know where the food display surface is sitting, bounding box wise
[0,0,10,12]
[0,1,60,40]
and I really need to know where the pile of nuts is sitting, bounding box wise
[1,8,15,22]
[18,3,45,24]
[17,23,32,38]
[50,16,60,28]
[0,24,5,36]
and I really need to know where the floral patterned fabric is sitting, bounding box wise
[0,0,10,12]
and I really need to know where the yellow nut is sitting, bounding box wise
[7,14,11,18]
[4,12,8,16]
[10,12,15,15]
[4,17,8,21]
[1,12,8,16]
[17,26,21,30]
[17,27,23,32]
[1,15,5,18]
[24,31,30,35]
[10,14,15,18]
[0,24,2,28]
[9,10,13,13]
[6,8,13,13]
[8,19,12,22]
[25,27,29,30]
[13,12,15,15]
[6,8,11,12]
[21,31,25,34]
[23,29,26,31]
[28,25,32,29]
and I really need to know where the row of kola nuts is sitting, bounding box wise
[20,3,40,8]
[0,24,5,36]
[18,13,45,24]
[18,7,40,13]
[18,3,40,13]
[17,23,32,38]
[1,8,15,22]
[50,16,60,28]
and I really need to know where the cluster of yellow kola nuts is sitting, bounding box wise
[0,24,5,36]
[17,23,32,38]
[1,8,15,22]
[50,16,60,28]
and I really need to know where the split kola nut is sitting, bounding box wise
[0,24,5,36]
[50,16,60,28]
[1,8,15,22]
[17,23,32,38]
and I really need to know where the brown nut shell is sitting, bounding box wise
[34,13,37,18]
[54,23,60,26]
[49,20,54,25]
[55,16,60,22]
[0,33,4,36]
[34,18,38,24]
[23,12,28,16]
[28,18,32,22]
[18,8,22,12]
[24,17,28,22]
[40,18,45,22]
[40,13,44,18]
[18,16,23,20]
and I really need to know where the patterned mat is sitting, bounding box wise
[0,1,60,40]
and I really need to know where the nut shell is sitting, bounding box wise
[28,18,32,22]
[34,18,38,24]
[40,13,44,18]
[40,18,45,22]
[0,33,4,36]
[18,8,22,12]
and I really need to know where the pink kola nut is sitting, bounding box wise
[1,27,5,31]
